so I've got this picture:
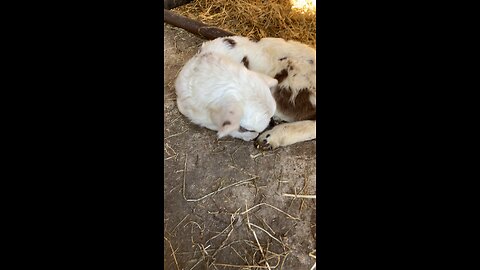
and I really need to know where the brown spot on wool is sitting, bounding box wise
[241,56,249,69]
[273,87,316,121]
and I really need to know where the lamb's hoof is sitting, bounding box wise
[254,133,275,151]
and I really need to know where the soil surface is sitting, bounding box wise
[164,23,316,270]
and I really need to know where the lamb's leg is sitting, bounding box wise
[254,120,316,150]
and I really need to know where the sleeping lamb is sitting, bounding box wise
[174,51,277,141]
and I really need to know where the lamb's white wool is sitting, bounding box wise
[175,52,277,141]
[200,36,316,93]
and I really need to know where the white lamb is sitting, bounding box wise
[174,51,278,141]
[197,36,317,150]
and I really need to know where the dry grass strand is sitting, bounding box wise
[174,0,316,48]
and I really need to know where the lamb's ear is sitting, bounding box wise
[210,101,243,138]
[217,120,240,138]
[255,72,278,89]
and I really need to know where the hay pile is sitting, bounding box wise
[174,0,316,48]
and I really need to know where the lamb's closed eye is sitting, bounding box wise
[239,126,255,132]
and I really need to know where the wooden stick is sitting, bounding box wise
[164,9,236,40]
[164,0,193,10]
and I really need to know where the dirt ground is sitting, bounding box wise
[164,23,317,269]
